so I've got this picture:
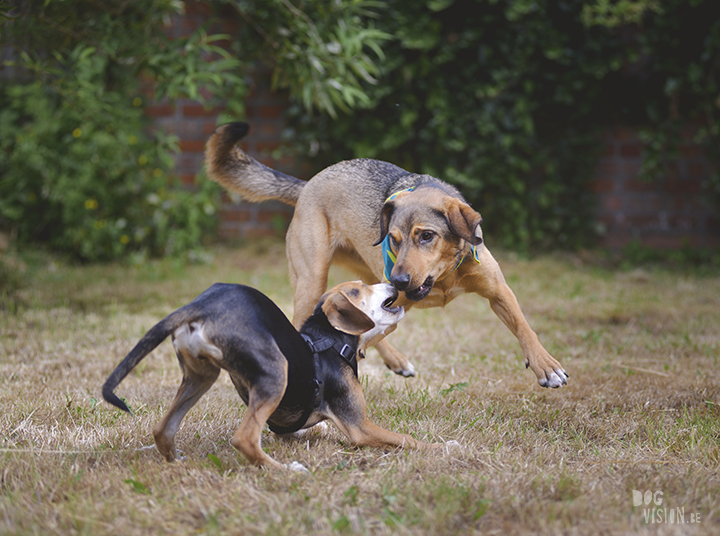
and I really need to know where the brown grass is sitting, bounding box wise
[1,241,719,535]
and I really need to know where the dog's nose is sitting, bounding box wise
[390,272,411,290]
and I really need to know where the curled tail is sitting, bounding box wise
[102,314,184,413]
[204,122,305,206]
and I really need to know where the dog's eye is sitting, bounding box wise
[419,231,434,244]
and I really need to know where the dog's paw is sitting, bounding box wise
[527,352,569,388]
[388,361,416,378]
[537,367,569,389]
[285,461,309,473]
[443,440,462,453]
[280,421,330,439]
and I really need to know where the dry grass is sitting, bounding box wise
[1,241,719,535]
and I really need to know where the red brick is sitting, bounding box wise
[183,104,220,117]
[641,233,697,249]
[602,195,622,212]
[626,194,662,214]
[180,174,196,186]
[219,226,241,238]
[621,161,642,179]
[202,123,218,135]
[259,123,281,138]
[145,104,175,117]
[687,162,707,177]
[185,1,213,15]
[680,144,702,158]
[179,140,206,153]
[256,141,281,154]
[245,228,280,239]
[594,160,620,178]
[588,179,614,193]
[598,234,633,249]
[669,216,696,230]
[619,143,643,157]
[599,143,615,157]
[220,209,251,222]
[259,105,283,119]
[625,178,657,192]
[611,126,636,141]
[666,177,701,194]
[182,18,202,32]
[257,210,291,223]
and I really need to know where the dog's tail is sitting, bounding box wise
[102,312,186,413]
[204,122,305,206]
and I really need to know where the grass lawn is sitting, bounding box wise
[1,240,719,535]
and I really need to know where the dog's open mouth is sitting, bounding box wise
[382,292,403,314]
[405,277,433,301]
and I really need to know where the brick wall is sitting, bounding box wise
[591,126,719,249]
[150,2,297,239]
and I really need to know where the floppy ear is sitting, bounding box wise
[321,291,375,336]
[373,201,395,247]
[446,199,484,246]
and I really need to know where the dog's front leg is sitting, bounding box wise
[374,338,416,377]
[329,376,454,451]
[462,248,568,388]
[488,293,568,388]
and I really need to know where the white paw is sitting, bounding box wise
[539,368,569,388]
[443,440,462,453]
[392,361,416,377]
[285,461,309,473]
[282,421,330,439]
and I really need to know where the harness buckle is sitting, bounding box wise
[338,344,353,360]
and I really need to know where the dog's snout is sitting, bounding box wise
[390,272,411,291]
[389,286,399,301]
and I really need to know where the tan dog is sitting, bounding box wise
[205,123,568,388]
[103,281,453,471]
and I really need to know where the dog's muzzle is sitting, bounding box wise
[398,276,433,302]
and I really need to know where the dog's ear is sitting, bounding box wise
[373,201,395,247]
[446,199,483,246]
[321,291,375,336]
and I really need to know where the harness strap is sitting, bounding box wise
[267,333,357,435]
[302,334,357,377]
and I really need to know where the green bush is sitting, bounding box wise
[0,0,243,261]
[1,0,392,260]
[0,47,219,262]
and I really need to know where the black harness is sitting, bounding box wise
[267,333,357,435]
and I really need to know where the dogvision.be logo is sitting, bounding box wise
[633,490,702,524]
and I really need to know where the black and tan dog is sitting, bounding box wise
[205,122,568,388]
[103,281,451,470]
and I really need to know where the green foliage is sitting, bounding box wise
[284,0,720,251]
[581,0,662,27]
[0,0,238,261]
[0,52,220,261]
[0,0,396,259]
[219,0,390,118]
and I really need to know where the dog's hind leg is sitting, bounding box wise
[153,365,220,462]
[230,376,288,470]
[286,209,334,329]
